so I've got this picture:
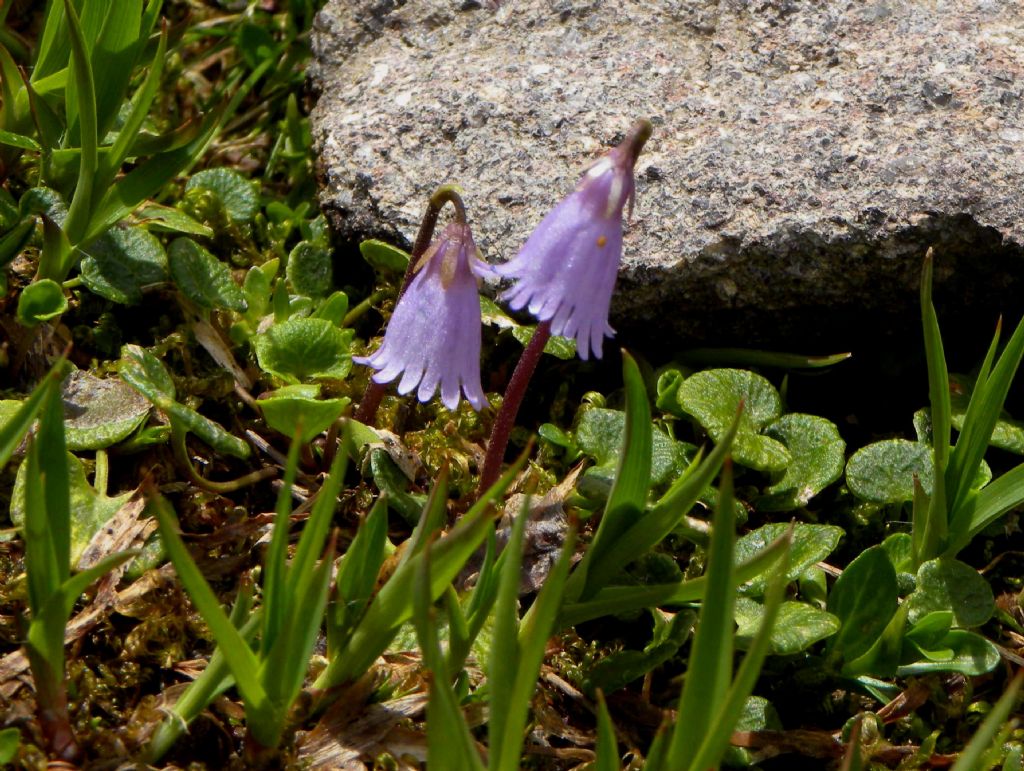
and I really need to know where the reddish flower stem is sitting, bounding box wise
[478,320,551,495]
[354,186,467,426]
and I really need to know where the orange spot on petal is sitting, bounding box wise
[597,235,607,247]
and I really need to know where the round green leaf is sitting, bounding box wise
[676,369,790,471]
[168,237,247,312]
[17,278,68,325]
[574,407,691,500]
[845,439,932,503]
[735,598,840,655]
[258,386,350,443]
[81,225,168,305]
[759,413,846,510]
[62,371,150,450]
[907,558,994,628]
[185,168,259,223]
[254,317,355,382]
[287,240,333,298]
[735,523,844,596]
[360,238,409,272]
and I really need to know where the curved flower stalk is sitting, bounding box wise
[497,119,652,360]
[355,216,493,411]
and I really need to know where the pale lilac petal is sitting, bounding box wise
[497,125,647,360]
[355,222,489,411]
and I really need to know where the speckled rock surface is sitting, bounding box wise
[310,0,1024,349]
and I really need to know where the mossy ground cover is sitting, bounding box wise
[0,2,1022,769]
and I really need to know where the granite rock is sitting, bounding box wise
[310,0,1024,350]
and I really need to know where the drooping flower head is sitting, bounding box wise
[354,220,493,411]
[496,120,652,360]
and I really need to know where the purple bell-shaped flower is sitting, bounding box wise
[354,221,493,411]
[496,120,652,360]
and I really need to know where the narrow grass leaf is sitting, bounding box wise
[400,464,450,568]
[688,526,792,771]
[594,690,620,771]
[488,497,530,765]
[950,461,1024,554]
[948,315,1024,527]
[557,531,790,629]
[150,493,267,712]
[287,443,346,597]
[61,0,98,250]
[329,496,388,656]
[668,460,738,768]
[920,252,950,479]
[316,451,526,689]
[147,579,256,757]
[260,435,301,657]
[96,24,167,191]
[950,671,1023,771]
[55,550,137,619]
[413,545,486,771]
[0,366,59,469]
[90,0,143,140]
[32,1,71,82]
[945,317,1001,503]
[496,524,578,771]
[567,351,651,601]
[583,408,740,598]
[264,532,335,729]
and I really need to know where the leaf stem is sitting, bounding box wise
[171,428,276,493]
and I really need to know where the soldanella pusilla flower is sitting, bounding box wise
[354,219,493,411]
[497,119,653,360]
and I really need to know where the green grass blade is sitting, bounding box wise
[149,493,267,714]
[145,609,260,764]
[688,525,792,771]
[667,459,738,768]
[949,314,1024,525]
[328,496,389,657]
[95,23,167,191]
[57,551,137,619]
[946,318,1001,504]
[947,461,1024,555]
[487,497,530,765]
[32,0,71,82]
[920,250,949,558]
[413,545,486,771]
[643,721,672,771]
[24,449,61,615]
[86,62,271,243]
[315,450,526,690]
[450,527,499,671]
[557,531,790,629]
[263,533,335,736]
[287,436,346,598]
[260,434,301,658]
[61,0,98,252]
[581,408,740,598]
[0,43,27,132]
[950,671,1023,771]
[594,690,619,771]
[0,366,60,470]
[566,351,651,602]
[495,524,577,771]
[90,0,143,140]
[400,464,450,569]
